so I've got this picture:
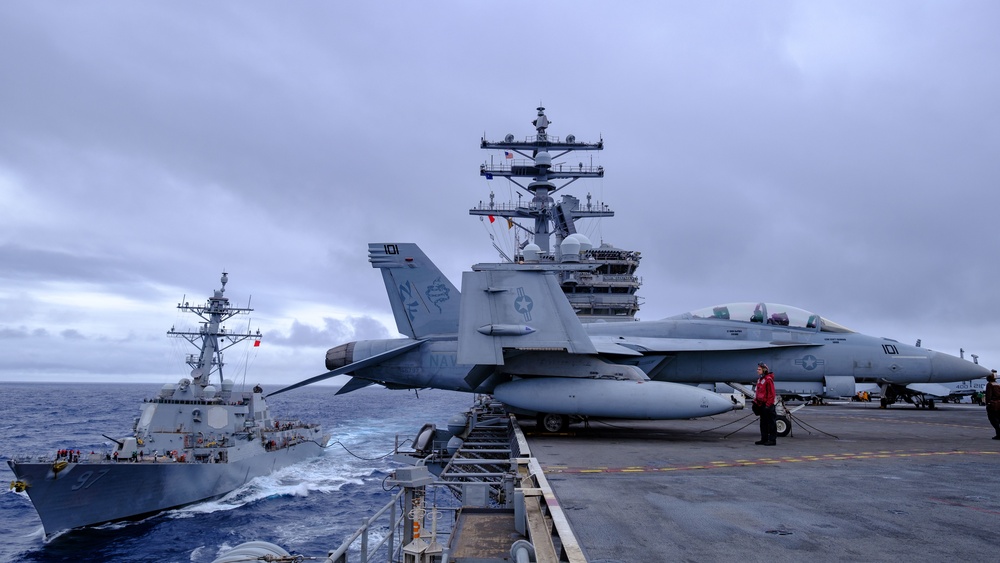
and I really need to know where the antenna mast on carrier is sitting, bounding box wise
[472,107,643,321]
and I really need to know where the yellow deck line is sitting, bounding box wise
[543,449,1000,474]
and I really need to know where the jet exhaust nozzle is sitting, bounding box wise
[326,342,355,370]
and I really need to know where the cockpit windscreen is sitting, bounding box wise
[668,302,854,333]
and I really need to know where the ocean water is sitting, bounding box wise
[0,382,473,562]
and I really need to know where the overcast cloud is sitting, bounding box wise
[1,1,997,386]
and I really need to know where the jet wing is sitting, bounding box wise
[905,383,952,399]
[267,339,425,397]
[591,335,822,355]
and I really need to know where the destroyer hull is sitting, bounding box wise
[8,441,324,535]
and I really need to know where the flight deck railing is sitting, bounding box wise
[322,413,586,563]
[214,409,587,563]
[326,487,405,563]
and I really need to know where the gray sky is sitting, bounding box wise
[1,1,997,386]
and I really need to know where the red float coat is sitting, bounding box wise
[755,373,776,407]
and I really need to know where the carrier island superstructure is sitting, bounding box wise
[8,273,329,535]
[472,106,642,322]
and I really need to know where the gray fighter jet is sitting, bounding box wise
[272,243,989,432]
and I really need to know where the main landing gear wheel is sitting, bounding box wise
[538,413,568,433]
[775,415,791,437]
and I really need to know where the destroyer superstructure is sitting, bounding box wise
[472,106,642,321]
[8,273,329,535]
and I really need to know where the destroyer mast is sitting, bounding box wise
[472,106,642,321]
[167,272,261,388]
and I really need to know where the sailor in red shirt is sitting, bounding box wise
[753,362,777,445]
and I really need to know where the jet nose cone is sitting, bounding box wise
[929,351,992,383]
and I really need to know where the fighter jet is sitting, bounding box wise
[589,302,987,412]
[271,243,990,432]
[272,243,741,427]
[877,377,990,407]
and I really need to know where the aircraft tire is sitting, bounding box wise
[775,415,791,437]
[539,413,568,433]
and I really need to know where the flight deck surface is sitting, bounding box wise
[524,401,999,562]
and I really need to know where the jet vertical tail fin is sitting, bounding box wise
[369,243,461,338]
[458,267,597,365]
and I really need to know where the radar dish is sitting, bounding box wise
[566,134,576,143]
[505,134,515,142]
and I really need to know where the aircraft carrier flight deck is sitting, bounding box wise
[524,400,999,562]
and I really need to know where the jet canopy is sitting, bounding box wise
[668,302,854,333]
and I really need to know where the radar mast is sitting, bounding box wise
[473,107,643,321]
[167,272,261,387]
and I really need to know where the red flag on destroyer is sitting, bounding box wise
[488,215,496,223]
[253,339,261,347]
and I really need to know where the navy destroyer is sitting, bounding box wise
[8,273,329,535]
